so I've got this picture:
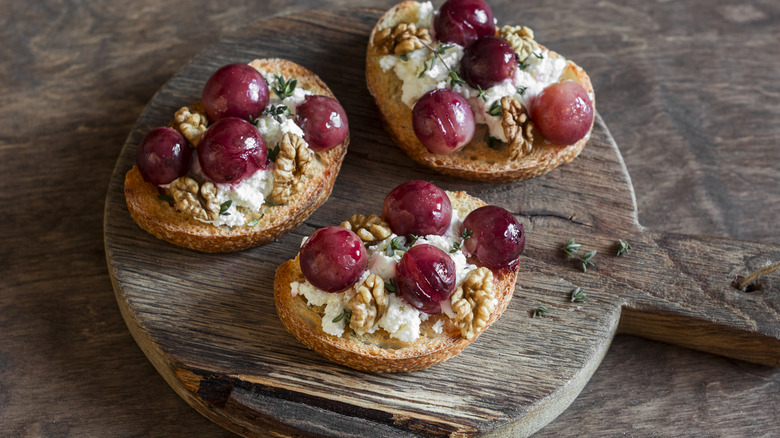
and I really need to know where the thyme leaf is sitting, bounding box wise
[532,306,549,318]
[157,194,174,203]
[563,238,582,257]
[219,200,232,216]
[450,228,473,254]
[579,250,597,272]
[487,100,503,117]
[384,278,398,294]
[262,104,291,123]
[267,145,281,162]
[332,309,352,324]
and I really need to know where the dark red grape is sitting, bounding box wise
[462,206,525,269]
[412,89,475,155]
[383,180,452,237]
[197,117,267,184]
[295,95,349,152]
[136,127,191,185]
[396,244,457,314]
[528,81,594,145]
[434,0,496,47]
[461,36,518,89]
[202,63,269,121]
[300,227,367,292]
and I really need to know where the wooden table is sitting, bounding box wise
[2,0,778,436]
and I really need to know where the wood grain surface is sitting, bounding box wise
[2,0,779,436]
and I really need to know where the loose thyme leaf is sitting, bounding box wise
[487,100,503,117]
[448,70,465,88]
[517,86,527,96]
[407,234,420,246]
[219,200,232,216]
[272,74,297,100]
[267,145,281,162]
[400,53,409,62]
[563,238,581,257]
[580,250,597,272]
[570,287,587,302]
[418,61,429,78]
[384,278,398,294]
[246,218,261,227]
[616,239,632,256]
[532,306,549,318]
[157,194,174,203]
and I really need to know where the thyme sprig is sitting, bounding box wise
[532,306,549,318]
[272,74,297,100]
[563,238,582,257]
[418,41,466,88]
[487,100,503,117]
[332,309,352,325]
[385,236,408,256]
[263,104,291,123]
[570,287,587,303]
[579,250,597,272]
[616,239,632,256]
[450,228,473,254]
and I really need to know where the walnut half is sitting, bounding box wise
[501,96,535,160]
[500,25,539,61]
[168,177,220,221]
[341,214,392,244]
[450,268,496,340]
[348,274,388,333]
[172,103,209,147]
[272,133,316,205]
[374,23,433,55]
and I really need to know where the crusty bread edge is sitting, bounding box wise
[273,191,520,373]
[124,58,348,253]
[365,1,596,182]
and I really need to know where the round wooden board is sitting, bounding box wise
[104,8,780,437]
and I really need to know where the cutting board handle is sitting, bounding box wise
[617,230,780,367]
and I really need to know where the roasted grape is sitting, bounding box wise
[197,117,267,184]
[300,226,367,292]
[412,88,475,155]
[434,0,496,47]
[396,244,456,313]
[461,36,517,89]
[383,180,452,237]
[201,63,269,122]
[528,81,593,145]
[462,205,525,269]
[136,127,191,185]
[295,95,349,151]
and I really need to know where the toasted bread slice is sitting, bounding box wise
[124,59,348,253]
[274,191,519,373]
[366,1,595,182]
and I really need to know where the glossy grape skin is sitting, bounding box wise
[197,117,267,184]
[300,227,367,293]
[295,95,349,152]
[201,63,269,121]
[462,206,525,269]
[528,81,594,145]
[434,0,496,47]
[136,127,191,185]
[412,89,475,155]
[461,36,518,89]
[396,244,456,314]
[383,180,453,237]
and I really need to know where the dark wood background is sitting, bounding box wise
[2,0,778,436]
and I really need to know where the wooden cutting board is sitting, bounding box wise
[103,8,780,437]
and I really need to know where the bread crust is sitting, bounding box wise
[124,59,348,253]
[273,191,519,373]
[365,1,595,182]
